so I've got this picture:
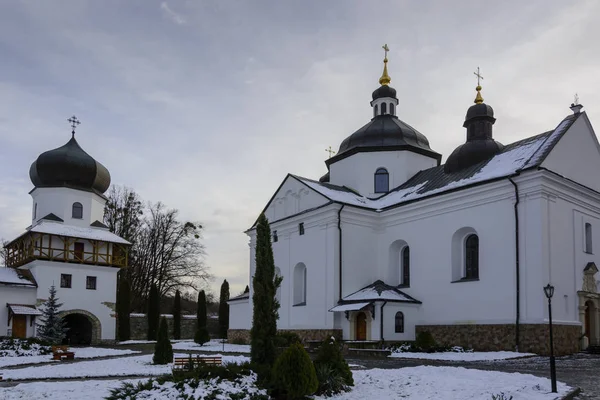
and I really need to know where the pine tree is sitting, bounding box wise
[218,279,230,339]
[117,275,131,341]
[37,285,68,344]
[153,317,173,364]
[172,290,181,340]
[250,214,282,370]
[194,290,210,345]
[147,284,160,340]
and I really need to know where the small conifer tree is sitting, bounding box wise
[313,336,353,394]
[153,317,173,364]
[273,343,318,399]
[147,284,160,340]
[37,285,68,344]
[250,214,282,372]
[194,290,210,345]
[116,275,131,341]
[218,279,230,339]
[173,290,181,340]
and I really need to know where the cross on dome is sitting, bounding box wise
[67,115,81,137]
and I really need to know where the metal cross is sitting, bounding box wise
[325,146,336,158]
[574,93,579,106]
[67,115,81,136]
[474,67,484,86]
[382,44,390,59]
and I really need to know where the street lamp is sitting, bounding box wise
[543,283,557,393]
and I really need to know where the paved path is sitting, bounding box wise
[347,353,600,399]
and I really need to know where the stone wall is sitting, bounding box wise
[416,323,581,356]
[227,329,343,344]
[128,314,220,340]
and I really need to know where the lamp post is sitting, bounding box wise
[543,283,557,393]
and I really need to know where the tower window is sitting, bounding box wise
[374,168,389,193]
[381,102,387,115]
[33,203,37,219]
[465,234,479,279]
[390,103,395,115]
[374,104,378,118]
[273,230,278,243]
[72,202,83,219]
[400,246,410,287]
[299,223,305,235]
[585,223,593,253]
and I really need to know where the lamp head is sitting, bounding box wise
[544,283,555,299]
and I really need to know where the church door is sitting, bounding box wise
[356,312,367,340]
[12,315,26,338]
[585,301,592,341]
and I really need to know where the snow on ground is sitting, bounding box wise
[116,339,190,345]
[389,351,535,361]
[1,353,250,380]
[0,366,571,400]
[315,366,571,400]
[0,347,140,368]
[172,339,250,353]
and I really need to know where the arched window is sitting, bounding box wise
[395,312,404,333]
[374,168,389,193]
[381,102,387,115]
[374,104,378,118]
[465,234,479,279]
[390,103,395,115]
[401,246,410,287]
[72,202,83,219]
[585,223,593,253]
[293,263,307,306]
[275,267,282,304]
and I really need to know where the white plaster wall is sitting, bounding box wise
[26,260,119,340]
[228,300,250,329]
[264,176,329,223]
[381,303,421,341]
[31,187,106,227]
[0,285,37,337]
[329,151,438,196]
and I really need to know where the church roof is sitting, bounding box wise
[340,280,421,304]
[0,267,37,287]
[299,112,582,211]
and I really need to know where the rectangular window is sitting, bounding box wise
[74,242,84,262]
[299,223,305,235]
[60,274,72,288]
[86,276,97,290]
[585,223,593,254]
[273,230,278,243]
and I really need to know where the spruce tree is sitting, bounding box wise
[250,214,282,370]
[147,284,160,340]
[218,279,230,339]
[194,290,210,345]
[117,275,131,341]
[37,285,68,344]
[172,290,181,340]
[153,317,173,364]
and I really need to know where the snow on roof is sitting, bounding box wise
[8,304,42,315]
[0,268,36,287]
[294,114,579,211]
[28,221,130,244]
[329,302,372,312]
[342,280,421,303]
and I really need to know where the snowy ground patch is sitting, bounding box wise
[389,350,535,361]
[0,379,141,400]
[1,353,250,380]
[315,366,571,400]
[0,347,140,368]
[172,339,251,353]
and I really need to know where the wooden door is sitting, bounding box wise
[12,315,26,338]
[585,301,592,340]
[356,312,367,340]
[74,242,84,262]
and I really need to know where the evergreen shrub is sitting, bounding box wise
[272,343,318,400]
[414,331,436,352]
[313,336,353,394]
[194,326,210,345]
[153,317,173,364]
[273,331,301,348]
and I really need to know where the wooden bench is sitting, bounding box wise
[172,355,222,372]
[52,345,75,361]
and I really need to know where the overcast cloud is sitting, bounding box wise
[1,0,599,296]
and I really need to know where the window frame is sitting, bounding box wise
[585,222,593,254]
[293,263,307,306]
[374,168,389,193]
[390,103,395,115]
[464,234,479,279]
[60,273,72,289]
[381,102,387,115]
[86,276,97,290]
[399,246,410,288]
[299,222,305,236]
[394,311,404,333]
[72,202,83,219]
[273,230,278,243]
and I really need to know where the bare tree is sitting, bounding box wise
[103,186,144,245]
[0,238,8,267]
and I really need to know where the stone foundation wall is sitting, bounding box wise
[416,324,581,356]
[128,314,220,340]
[227,329,343,345]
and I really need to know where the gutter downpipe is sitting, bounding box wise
[509,175,521,352]
[380,301,387,348]
[337,204,345,302]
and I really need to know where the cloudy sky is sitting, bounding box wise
[1,0,599,297]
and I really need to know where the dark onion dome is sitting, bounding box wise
[444,85,504,173]
[372,84,397,101]
[327,114,441,166]
[29,136,111,194]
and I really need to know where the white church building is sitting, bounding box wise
[0,119,129,344]
[229,53,600,355]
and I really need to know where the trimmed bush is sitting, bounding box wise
[274,331,302,348]
[194,326,210,345]
[153,317,173,364]
[313,336,353,394]
[272,343,318,400]
[415,331,436,352]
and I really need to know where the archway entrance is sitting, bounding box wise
[356,312,367,341]
[59,310,101,345]
[585,301,597,345]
